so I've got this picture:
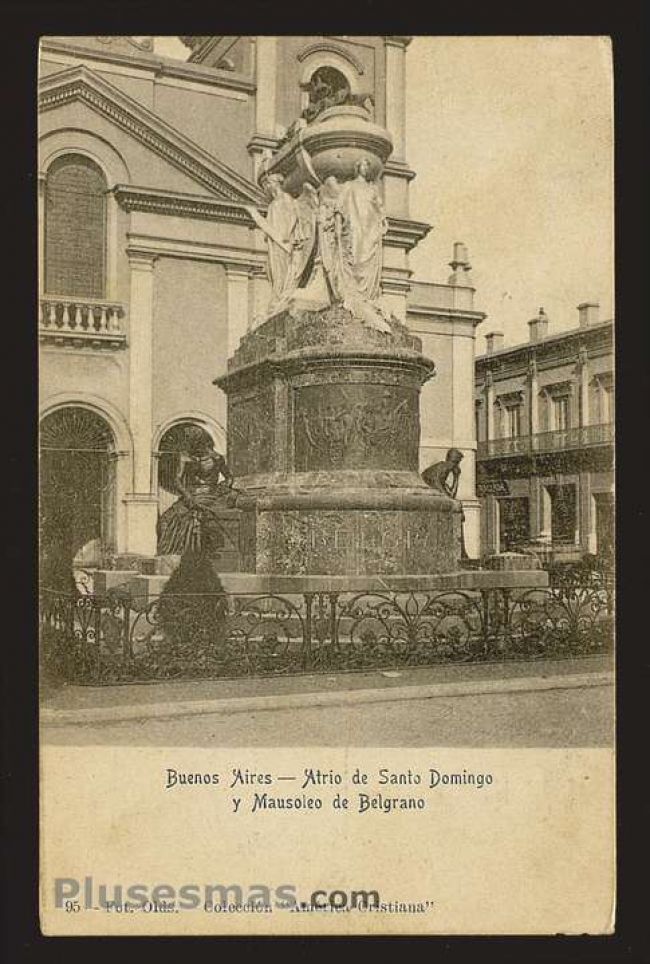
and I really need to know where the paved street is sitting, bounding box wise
[43,679,613,747]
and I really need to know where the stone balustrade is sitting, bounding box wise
[39,296,126,348]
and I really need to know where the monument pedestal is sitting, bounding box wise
[215,306,462,576]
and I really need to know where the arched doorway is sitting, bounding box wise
[39,406,117,589]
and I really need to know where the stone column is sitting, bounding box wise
[105,193,119,301]
[380,274,410,322]
[577,347,590,429]
[381,239,412,321]
[547,390,556,432]
[38,175,45,294]
[384,38,408,162]
[451,317,480,557]
[251,269,271,325]
[578,472,594,551]
[255,36,277,138]
[540,484,552,542]
[529,477,540,541]
[248,37,280,181]
[528,355,539,437]
[485,371,495,442]
[110,450,131,556]
[573,480,581,547]
[124,250,158,557]
[226,265,251,357]
[484,494,500,555]
[382,38,411,231]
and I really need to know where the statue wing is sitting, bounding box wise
[290,186,318,286]
[298,139,321,187]
[248,205,292,253]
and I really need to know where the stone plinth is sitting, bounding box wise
[122,567,550,601]
[484,552,541,572]
[215,307,462,575]
[92,569,142,597]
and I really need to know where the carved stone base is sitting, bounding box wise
[256,501,461,576]
[215,306,462,575]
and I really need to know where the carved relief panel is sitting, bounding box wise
[293,382,420,472]
[228,387,274,477]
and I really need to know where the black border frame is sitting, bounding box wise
[3,1,648,960]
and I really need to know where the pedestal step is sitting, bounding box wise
[92,566,550,607]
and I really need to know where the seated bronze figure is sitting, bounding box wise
[157,427,238,557]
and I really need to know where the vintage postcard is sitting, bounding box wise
[38,35,615,936]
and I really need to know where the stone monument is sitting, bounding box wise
[89,94,546,603]
[215,101,463,576]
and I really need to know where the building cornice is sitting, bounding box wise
[540,379,575,398]
[381,277,411,295]
[114,185,263,224]
[113,195,426,248]
[384,158,417,182]
[247,132,281,154]
[384,37,413,48]
[125,233,266,272]
[407,307,487,329]
[495,389,525,405]
[476,320,614,371]
[38,64,265,205]
[385,216,432,251]
[40,38,256,94]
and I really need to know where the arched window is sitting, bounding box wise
[44,155,107,298]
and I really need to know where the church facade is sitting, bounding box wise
[38,35,484,570]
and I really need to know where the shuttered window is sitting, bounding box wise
[553,396,569,432]
[506,404,522,438]
[44,155,107,298]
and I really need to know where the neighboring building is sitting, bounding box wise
[474,304,614,560]
[38,35,484,571]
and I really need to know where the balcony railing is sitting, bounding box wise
[477,423,614,459]
[39,296,126,348]
[533,423,614,452]
[477,436,530,458]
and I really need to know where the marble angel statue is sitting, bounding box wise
[245,174,318,314]
[302,148,391,332]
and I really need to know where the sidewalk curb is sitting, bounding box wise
[41,670,614,727]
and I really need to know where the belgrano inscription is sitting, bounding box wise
[164,765,495,813]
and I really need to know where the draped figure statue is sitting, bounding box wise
[336,157,387,302]
[246,174,317,314]
[247,152,390,330]
[312,155,391,331]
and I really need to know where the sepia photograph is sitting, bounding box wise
[39,34,614,750]
[36,32,617,937]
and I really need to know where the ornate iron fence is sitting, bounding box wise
[40,564,614,686]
